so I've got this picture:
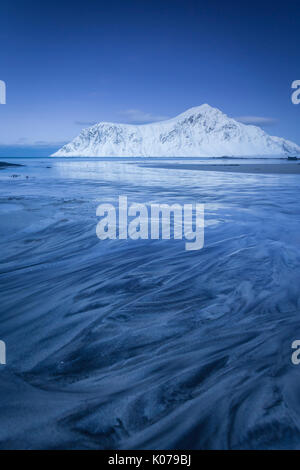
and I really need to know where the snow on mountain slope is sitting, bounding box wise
[52,104,300,157]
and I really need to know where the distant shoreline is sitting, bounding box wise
[140,162,300,175]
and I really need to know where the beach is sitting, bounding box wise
[1,157,300,449]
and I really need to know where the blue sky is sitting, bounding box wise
[1,0,300,155]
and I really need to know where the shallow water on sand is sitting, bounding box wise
[1,157,300,449]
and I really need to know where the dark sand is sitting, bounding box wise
[0,161,24,168]
[141,162,300,175]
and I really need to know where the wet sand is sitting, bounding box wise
[141,162,300,175]
[2,157,300,449]
[0,161,24,168]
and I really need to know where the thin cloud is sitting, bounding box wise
[33,140,67,147]
[74,120,97,127]
[235,116,278,127]
[16,137,28,144]
[118,109,169,124]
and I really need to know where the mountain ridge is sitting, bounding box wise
[52,104,300,157]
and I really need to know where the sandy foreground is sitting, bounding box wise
[141,162,300,175]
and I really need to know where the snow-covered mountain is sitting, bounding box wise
[52,104,300,157]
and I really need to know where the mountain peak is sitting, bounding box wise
[175,104,225,120]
